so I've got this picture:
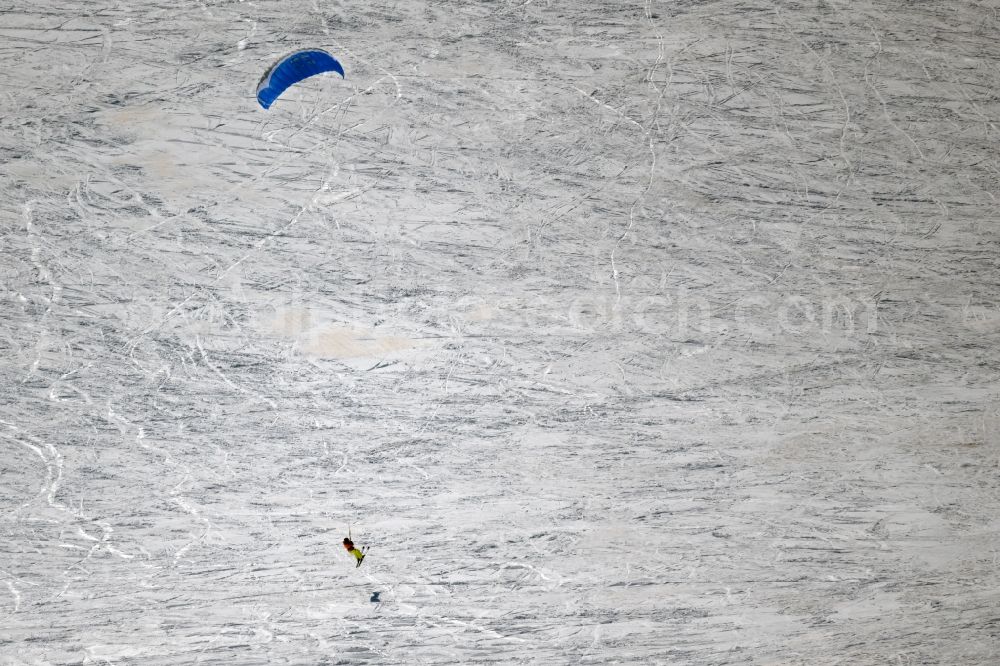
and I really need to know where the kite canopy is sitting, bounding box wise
[256,49,345,109]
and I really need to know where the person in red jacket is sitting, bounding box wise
[343,537,365,567]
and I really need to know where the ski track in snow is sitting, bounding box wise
[2,0,1000,663]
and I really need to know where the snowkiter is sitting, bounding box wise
[343,537,365,567]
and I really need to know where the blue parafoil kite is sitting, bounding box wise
[256,49,345,109]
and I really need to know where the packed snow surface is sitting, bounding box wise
[2,0,999,663]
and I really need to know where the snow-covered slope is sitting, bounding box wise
[2,0,999,663]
